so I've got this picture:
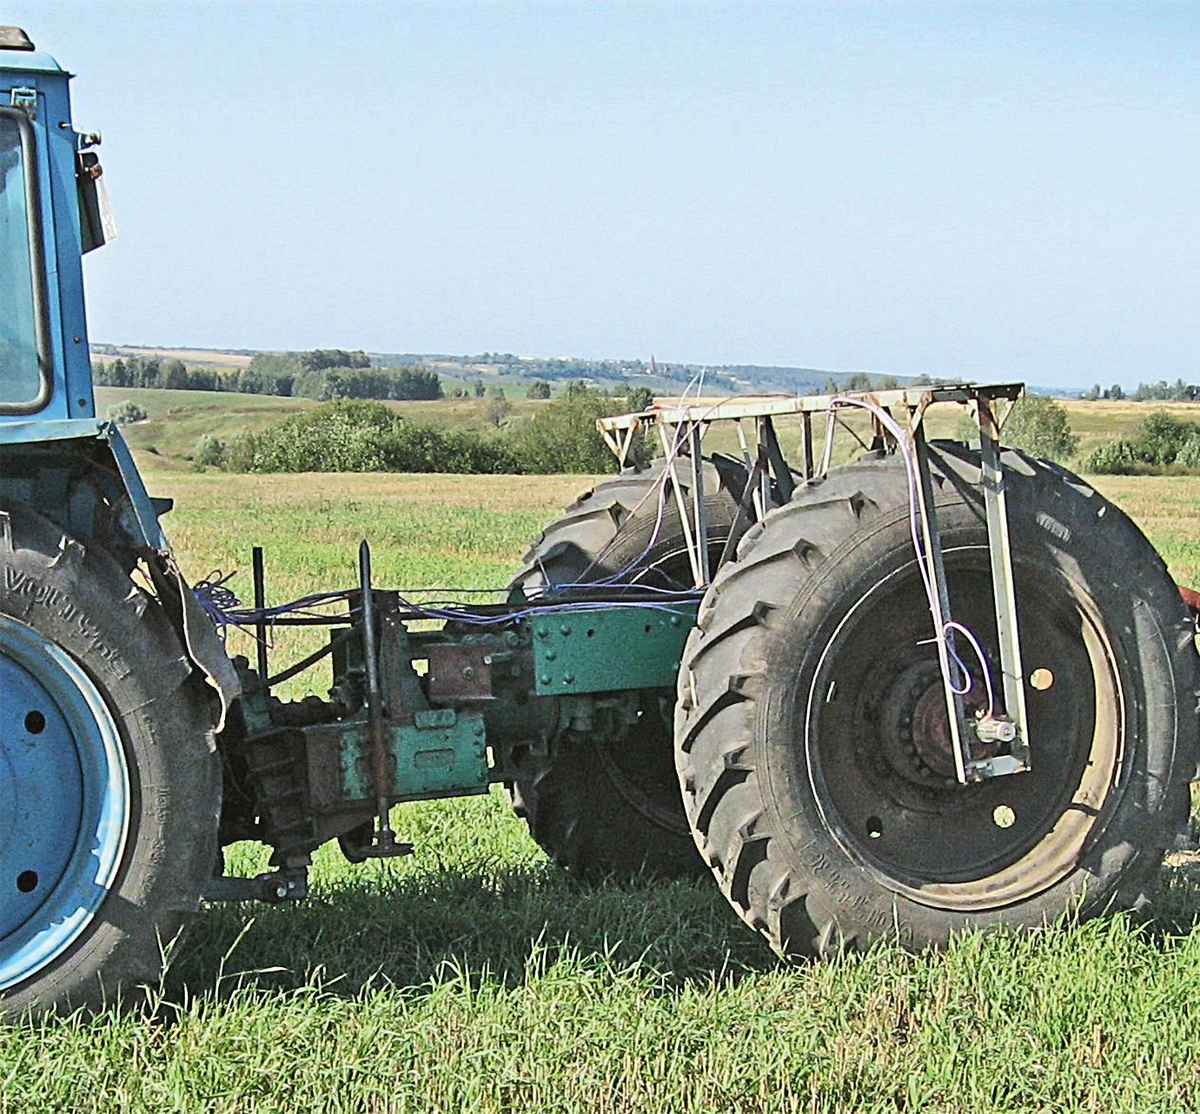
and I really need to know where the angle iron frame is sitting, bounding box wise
[598,382,1030,784]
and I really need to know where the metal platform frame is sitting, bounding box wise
[598,382,1031,784]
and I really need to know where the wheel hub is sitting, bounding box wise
[878,660,999,790]
[0,616,130,993]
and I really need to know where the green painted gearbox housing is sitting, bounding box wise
[339,708,489,803]
[530,602,698,696]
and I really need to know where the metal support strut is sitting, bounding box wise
[911,422,971,784]
[356,540,407,856]
[595,380,1033,783]
[973,397,1030,776]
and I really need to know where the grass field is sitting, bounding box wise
[4,463,1199,1113]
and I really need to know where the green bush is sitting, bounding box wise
[220,432,256,473]
[245,400,518,474]
[1004,395,1079,460]
[1083,410,1200,473]
[508,389,647,474]
[193,433,225,468]
[1136,410,1200,466]
[1177,434,1200,468]
[1081,439,1139,474]
[956,395,1078,462]
[107,400,147,425]
[625,385,655,413]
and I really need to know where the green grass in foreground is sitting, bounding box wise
[4,799,1200,1113]
[3,469,1198,1113]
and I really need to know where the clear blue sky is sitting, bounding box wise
[8,2,1198,389]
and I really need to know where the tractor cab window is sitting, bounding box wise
[0,107,49,412]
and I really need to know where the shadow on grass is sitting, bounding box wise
[165,861,777,1008]
[1139,855,1200,939]
[159,857,1200,1013]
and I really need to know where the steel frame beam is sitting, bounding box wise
[597,381,1029,783]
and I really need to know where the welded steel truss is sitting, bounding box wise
[598,382,1030,784]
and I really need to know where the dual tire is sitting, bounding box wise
[506,456,749,879]
[512,445,1197,952]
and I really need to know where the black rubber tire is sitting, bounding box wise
[0,506,221,1017]
[676,444,1199,956]
[507,456,748,879]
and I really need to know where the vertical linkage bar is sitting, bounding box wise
[976,394,1031,769]
[717,445,768,568]
[819,409,838,478]
[758,416,794,503]
[658,421,703,586]
[252,545,269,687]
[690,422,710,584]
[755,418,771,512]
[911,422,972,784]
[800,412,814,481]
[358,540,399,852]
[734,420,766,521]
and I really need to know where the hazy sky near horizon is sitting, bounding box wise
[7,1,1198,389]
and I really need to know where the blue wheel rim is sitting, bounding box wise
[0,615,130,993]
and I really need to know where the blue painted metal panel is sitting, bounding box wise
[1,51,95,422]
[0,50,67,76]
[105,423,169,550]
[0,416,106,444]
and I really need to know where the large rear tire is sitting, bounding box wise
[676,444,1198,955]
[0,507,221,1016]
[508,457,747,879]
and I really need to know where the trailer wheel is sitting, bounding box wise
[676,444,1198,955]
[0,507,220,1016]
[507,456,748,879]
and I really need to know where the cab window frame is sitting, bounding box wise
[0,102,52,415]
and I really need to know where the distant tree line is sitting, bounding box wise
[93,350,442,401]
[1080,380,1198,402]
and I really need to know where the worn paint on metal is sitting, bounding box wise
[530,603,697,696]
[338,709,489,803]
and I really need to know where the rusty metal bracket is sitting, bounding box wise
[427,643,496,701]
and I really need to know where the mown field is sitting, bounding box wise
[4,457,1200,1112]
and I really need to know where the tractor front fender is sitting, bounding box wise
[0,418,240,730]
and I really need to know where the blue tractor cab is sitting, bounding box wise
[1,28,235,1017]
[1,27,101,423]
